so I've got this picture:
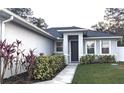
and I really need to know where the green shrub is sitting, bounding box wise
[80,55,96,64]
[97,55,116,63]
[80,55,116,64]
[49,55,65,74]
[33,55,65,80]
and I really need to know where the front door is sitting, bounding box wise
[71,41,78,62]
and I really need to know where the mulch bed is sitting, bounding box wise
[3,65,66,84]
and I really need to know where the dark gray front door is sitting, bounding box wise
[71,41,78,62]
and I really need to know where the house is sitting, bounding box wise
[0,9,56,78]
[0,9,55,56]
[0,8,123,66]
[47,27,122,64]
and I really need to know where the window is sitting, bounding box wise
[56,41,63,52]
[101,40,110,54]
[86,41,95,54]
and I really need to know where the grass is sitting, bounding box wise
[72,63,124,84]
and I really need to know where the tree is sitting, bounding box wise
[91,21,109,32]
[29,17,48,29]
[7,8,33,19]
[7,8,48,29]
[92,8,124,34]
[92,8,124,46]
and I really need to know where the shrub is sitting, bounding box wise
[80,55,116,64]
[0,39,25,83]
[25,49,36,80]
[49,55,65,74]
[80,55,96,64]
[97,55,116,63]
[33,55,65,80]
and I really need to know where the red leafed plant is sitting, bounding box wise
[25,49,36,81]
[0,40,16,83]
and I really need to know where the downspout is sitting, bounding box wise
[0,16,13,83]
[1,16,13,41]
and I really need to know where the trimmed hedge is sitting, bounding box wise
[80,55,116,64]
[97,55,116,63]
[33,55,65,80]
[80,55,96,64]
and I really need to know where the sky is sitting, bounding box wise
[1,0,124,29]
[31,0,106,28]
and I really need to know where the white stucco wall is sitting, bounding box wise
[4,22,54,55]
[63,32,83,63]
[2,22,54,78]
[117,47,124,61]
[0,20,2,40]
[84,39,118,57]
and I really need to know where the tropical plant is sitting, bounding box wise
[0,40,16,83]
[0,39,26,83]
[25,49,36,81]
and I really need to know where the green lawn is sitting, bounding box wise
[72,63,124,84]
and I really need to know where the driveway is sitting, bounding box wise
[35,63,78,84]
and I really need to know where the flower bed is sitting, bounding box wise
[3,55,66,84]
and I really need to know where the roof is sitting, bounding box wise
[47,26,83,30]
[46,26,86,38]
[0,9,121,40]
[83,30,118,37]
[46,28,63,38]
[0,9,56,40]
[46,27,122,38]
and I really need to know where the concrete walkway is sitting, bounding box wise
[35,63,78,84]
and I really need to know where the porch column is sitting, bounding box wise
[63,33,68,64]
[78,33,83,61]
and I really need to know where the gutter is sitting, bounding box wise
[1,16,13,41]
[3,16,13,23]
[1,9,56,40]
[0,16,13,84]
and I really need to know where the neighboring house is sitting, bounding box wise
[0,9,123,67]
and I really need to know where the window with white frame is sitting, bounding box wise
[56,41,63,52]
[101,40,110,54]
[86,41,95,54]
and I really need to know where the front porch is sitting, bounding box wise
[63,32,84,64]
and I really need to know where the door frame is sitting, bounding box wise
[69,39,78,63]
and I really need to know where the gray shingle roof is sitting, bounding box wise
[46,28,63,38]
[46,26,119,38]
[83,30,117,37]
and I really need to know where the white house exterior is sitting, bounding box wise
[0,9,56,78]
[0,9,55,56]
[0,9,123,69]
[47,27,122,64]
[0,9,123,64]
